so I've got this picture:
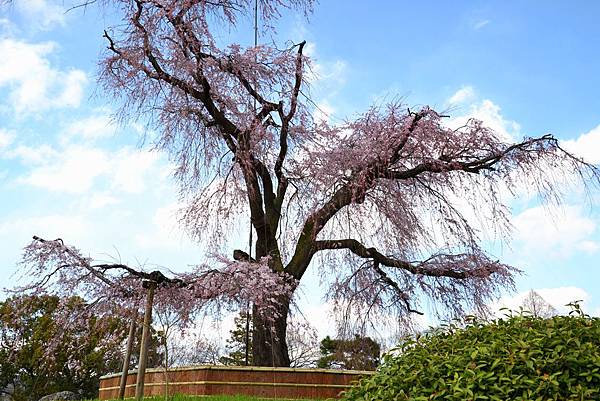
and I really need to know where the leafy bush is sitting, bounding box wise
[343,304,600,400]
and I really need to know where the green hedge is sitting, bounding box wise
[343,305,600,400]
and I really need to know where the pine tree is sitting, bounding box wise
[220,310,253,366]
[317,335,380,371]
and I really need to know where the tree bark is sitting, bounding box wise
[252,296,291,367]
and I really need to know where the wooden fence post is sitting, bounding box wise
[135,280,156,401]
[118,315,137,399]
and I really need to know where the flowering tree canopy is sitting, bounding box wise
[13,0,600,366]
[18,236,296,330]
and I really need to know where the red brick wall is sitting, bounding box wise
[99,366,373,400]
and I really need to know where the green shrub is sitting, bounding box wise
[343,304,600,400]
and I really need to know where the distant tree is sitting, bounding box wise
[131,324,164,369]
[287,318,320,368]
[0,295,125,401]
[317,335,380,371]
[167,333,222,366]
[522,290,558,318]
[220,310,253,366]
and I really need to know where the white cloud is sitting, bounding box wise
[13,0,67,30]
[55,70,87,108]
[304,44,347,123]
[134,201,190,250]
[447,86,475,105]
[0,38,88,114]
[88,192,120,209]
[446,98,520,142]
[19,145,110,193]
[66,114,117,141]
[562,124,600,164]
[14,141,164,195]
[0,157,203,279]
[578,240,600,253]
[7,144,58,164]
[0,18,18,36]
[314,100,334,124]
[111,148,162,193]
[0,129,14,149]
[304,41,347,89]
[512,204,598,257]
[0,214,86,245]
[473,19,490,30]
[312,59,347,87]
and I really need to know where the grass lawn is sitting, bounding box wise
[96,395,324,401]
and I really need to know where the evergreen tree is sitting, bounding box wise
[317,335,380,371]
[0,295,125,401]
[219,310,253,366]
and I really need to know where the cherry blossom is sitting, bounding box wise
[14,0,600,366]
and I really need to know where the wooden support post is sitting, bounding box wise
[244,305,250,366]
[118,315,137,399]
[135,280,156,401]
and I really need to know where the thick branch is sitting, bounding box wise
[284,41,306,123]
[32,236,114,287]
[384,135,561,181]
[31,236,185,288]
[107,4,241,153]
[314,239,470,279]
[275,41,306,208]
[287,110,430,275]
[93,264,186,287]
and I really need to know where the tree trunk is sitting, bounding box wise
[251,296,291,367]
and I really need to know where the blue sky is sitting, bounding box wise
[0,0,599,338]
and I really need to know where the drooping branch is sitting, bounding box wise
[320,238,517,333]
[31,236,115,287]
[25,236,185,297]
[104,10,242,153]
[103,3,313,261]
[285,110,430,278]
[314,238,507,279]
[19,236,297,326]
[287,108,599,283]
[370,260,423,315]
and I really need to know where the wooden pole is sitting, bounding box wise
[244,305,251,365]
[135,280,156,401]
[118,316,137,399]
